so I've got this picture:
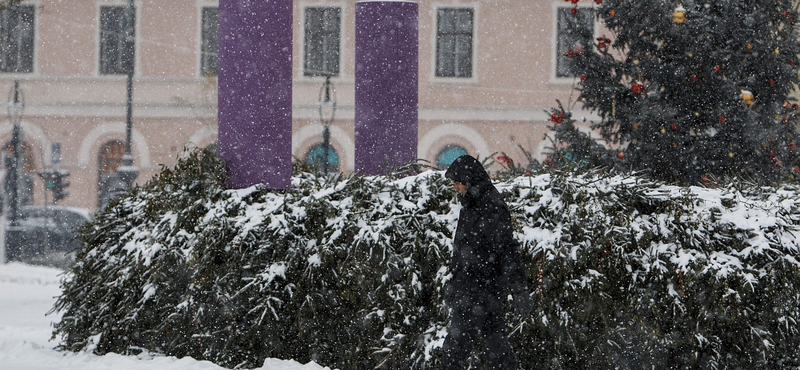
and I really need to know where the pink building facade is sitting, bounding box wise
[0,0,595,211]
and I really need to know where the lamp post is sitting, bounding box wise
[117,0,138,189]
[5,80,24,261]
[318,75,336,175]
[6,80,23,227]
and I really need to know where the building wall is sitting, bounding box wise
[1,0,586,211]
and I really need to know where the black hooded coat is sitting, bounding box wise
[440,155,530,370]
[444,155,528,302]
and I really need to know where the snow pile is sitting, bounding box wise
[51,149,800,369]
[0,262,331,370]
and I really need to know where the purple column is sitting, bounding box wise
[355,1,418,175]
[218,0,292,189]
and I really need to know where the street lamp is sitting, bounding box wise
[317,74,336,175]
[4,80,24,261]
[117,0,138,189]
[6,80,23,227]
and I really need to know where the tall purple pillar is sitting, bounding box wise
[218,0,292,189]
[355,1,418,175]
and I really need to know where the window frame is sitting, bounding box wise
[0,4,35,74]
[98,3,137,76]
[430,4,478,84]
[553,5,596,81]
[302,5,342,77]
[199,5,218,77]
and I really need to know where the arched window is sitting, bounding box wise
[97,140,126,209]
[436,145,468,168]
[3,141,36,206]
[305,143,340,173]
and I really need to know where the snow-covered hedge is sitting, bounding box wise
[53,149,800,369]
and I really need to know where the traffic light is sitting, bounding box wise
[51,170,70,202]
[40,169,70,202]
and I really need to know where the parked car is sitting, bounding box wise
[5,205,92,267]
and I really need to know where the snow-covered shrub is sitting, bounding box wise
[52,149,800,369]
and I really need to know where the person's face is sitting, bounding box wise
[452,180,468,196]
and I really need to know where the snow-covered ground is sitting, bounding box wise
[0,262,332,370]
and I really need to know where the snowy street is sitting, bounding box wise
[0,262,332,370]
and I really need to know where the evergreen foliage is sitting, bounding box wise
[548,0,800,184]
[53,148,800,369]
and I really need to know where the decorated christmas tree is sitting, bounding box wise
[548,0,800,184]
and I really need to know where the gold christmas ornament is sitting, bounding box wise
[741,90,754,106]
[673,5,686,23]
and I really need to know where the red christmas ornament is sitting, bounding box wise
[580,75,586,82]
[497,155,511,166]
[631,83,645,95]
[618,152,625,159]
[791,60,796,67]
[789,142,798,150]
[714,65,721,73]
[794,103,799,110]
[571,0,579,4]
[550,112,566,124]
[671,123,678,130]
[769,79,776,86]
[691,75,698,82]
[719,116,727,122]
[571,7,577,14]
[609,9,616,17]
[794,166,800,174]
[771,151,784,168]
[596,37,611,49]
[595,0,602,4]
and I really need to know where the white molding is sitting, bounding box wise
[419,123,490,160]
[25,103,217,119]
[187,124,217,148]
[290,105,600,123]
[0,118,49,167]
[293,123,354,172]
[77,121,151,169]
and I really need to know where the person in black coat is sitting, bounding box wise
[441,155,533,370]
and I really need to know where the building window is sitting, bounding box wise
[304,7,340,77]
[556,7,594,78]
[0,5,34,73]
[436,8,473,78]
[306,144,340,172]
[99,6,135,75]
[201,7,218,77]
[437,145,469,168]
